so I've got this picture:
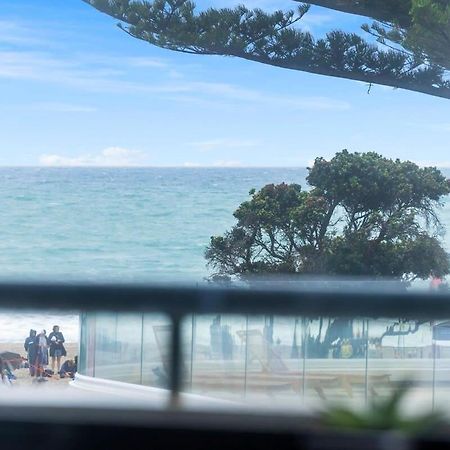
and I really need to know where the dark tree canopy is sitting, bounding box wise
[84,0,450,99]
[295,0,413,26]
[206,151,450,281]
[303,0,450,68]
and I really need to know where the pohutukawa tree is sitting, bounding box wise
[205,151,450,282]
[84,0,450,99]
[206,151,450,354]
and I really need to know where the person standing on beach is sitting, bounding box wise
[24,329,37,376]
[35,330,49,380]
[49,325,66,373]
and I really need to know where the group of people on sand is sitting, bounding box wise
[24,325,76,381]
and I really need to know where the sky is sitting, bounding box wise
[0,0,449,167]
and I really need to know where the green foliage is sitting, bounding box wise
[205,151,450,281]
[297,0,412,27]
[363,0,450,74]
[321,384,443,434]
[83,0,450,99]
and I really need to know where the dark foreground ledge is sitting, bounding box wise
[0,399,447,450]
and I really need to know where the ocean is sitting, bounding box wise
[0,167,449,342]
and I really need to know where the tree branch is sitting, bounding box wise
[84,0,450,99]
[298,0,412,27]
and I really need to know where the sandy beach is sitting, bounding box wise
[1,342,78,387]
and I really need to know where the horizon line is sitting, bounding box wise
[0,165,312,169]
[0,163,448,169]
[0,164,449,169]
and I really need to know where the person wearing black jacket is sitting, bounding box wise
[48,325,66,373]
[24,329,37,376]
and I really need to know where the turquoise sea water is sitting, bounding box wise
[0,167,449,281]
[0,168,314,281]
[0,167,449,342]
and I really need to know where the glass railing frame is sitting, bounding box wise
[1,282,449,406]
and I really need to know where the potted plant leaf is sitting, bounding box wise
[311,383,444,450]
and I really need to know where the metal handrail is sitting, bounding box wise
[0,282,447,318]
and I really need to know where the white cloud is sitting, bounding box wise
[188,138,260,152]
[39,147,146,167]
[299,12,334,32]
[84,55,169,69]
[183,160,243,167]
[168,69,183,79]
[0,50,350,110]
[123,56,168,69]
[288,96,351,111]
[0,20,48,47]
[196,0,286,10]
[30,102,97,113]
[183,81,351,110]
[213,160,243,167]
[0,49,180,94]
[432,123,450,132]
[414,160,450,169]
[0,15,351,115]
[0,51,141,91]
[406,120,450,134]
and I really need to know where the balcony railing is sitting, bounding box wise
[1,281,450,406]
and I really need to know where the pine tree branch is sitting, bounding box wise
[83,0,450,100]
[297,0,412,27]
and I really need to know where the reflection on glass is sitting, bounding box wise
[79,312,170,387]
[144,316,173,388]
[187,315,246,398]
[302,318,367,404]
[368,319,434,408]
[77,312,450,412]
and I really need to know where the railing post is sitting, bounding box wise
[364,319,369,405]
[190,314,196,390]
[301,318,307,401]
[170,314,182,409]
[244,315,249,397]
[432,337,436,411]
[140,313,145,385]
